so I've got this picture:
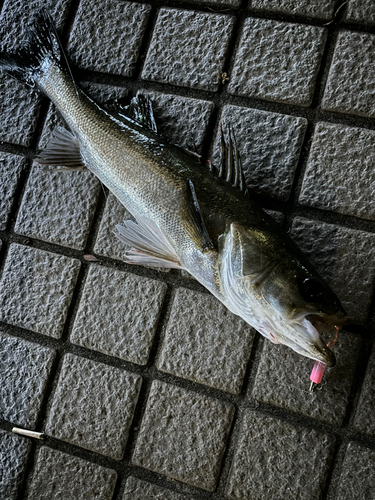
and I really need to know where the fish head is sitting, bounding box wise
[219,222,347,366]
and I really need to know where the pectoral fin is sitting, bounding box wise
[35,127,86,170]
[115,216,182,269]
[181,179,214,253]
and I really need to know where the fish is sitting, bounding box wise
[0,11,347,367]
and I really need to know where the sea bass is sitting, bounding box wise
[0,12,347,366]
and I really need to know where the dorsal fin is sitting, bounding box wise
[216,124,247,193]
[118,94,158,134]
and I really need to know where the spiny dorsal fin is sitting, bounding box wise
[118,94,157,134]
[216,124,246,193]
[35,127,86,170]
[181,179,214,253]
[115,216,182,269]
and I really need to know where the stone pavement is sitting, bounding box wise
[0,0,375,498]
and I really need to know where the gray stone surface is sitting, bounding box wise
[142,8,235,91]
[0,0,72,146]
[45,354,142,459]
[93,192,132,260]
[27,447,117,500]
[71,265,167,365]
[251,0,336,19]
[188,0,240,5]
[0,430,32,500]
[345,0,375,25]
[0,331,55,428]
[157,287,254,394]
[123,476,190,500]
[140,90,214,153]
[225,411,334,500]
[0,153,26,230]
[290,218,375,323]
[132,380,234,491]
[252,331,361,425]
[0,75,41,147]
[228,19,326,106]
[14,165,100,250]
[212,105,307,200]
[0,244,80,338]
[300,122,375,221]
[0,0,71,52]
[322,31,375,118]
[336,442,375,500]
[78,82,129,113]
[265,210,284,225]
[353,346,375,436]
[67,0,151,76]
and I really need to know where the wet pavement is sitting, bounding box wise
[0,0,375,499]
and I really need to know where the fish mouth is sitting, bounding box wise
[299,313,347,367]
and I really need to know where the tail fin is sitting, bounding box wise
[0,10,70,88]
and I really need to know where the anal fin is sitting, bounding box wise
[115,216,182,269]
[35,127,86,170]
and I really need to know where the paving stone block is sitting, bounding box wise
[251,331,361,426]
[251,0,336,19]
[0,153,26,231]
[0,244,80,338]
[228,18,326,106]
[123,476,190,500]
[93,192,132,260]
[78,82,129,112]
[345,0,375,25]
[0,331,55,428]
[0,0,71,52]
[67,0,151,76]
[336,442,375,500]
[157,288,254,394]
[225,411,334,500]
[212,105,307,200]
[290,218,375,323]
[0,75,42,147]
[265,210,284,225]
[322,31,375,118]
[14,165,100,250]
[299,122,375,221]
[45,354,142,459]
[27,447,117,500]
[71,265,167,365]
[0,430,32,500]
[353,346,375,436]
[141,8,235,91]
[132,380,234,491]
[139,90,214,153]
[0,0,72,146]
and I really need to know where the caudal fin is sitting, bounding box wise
[0,10,70,88]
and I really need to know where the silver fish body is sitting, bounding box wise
[0,12,347,366]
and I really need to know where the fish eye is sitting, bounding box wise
[300,278,326,303]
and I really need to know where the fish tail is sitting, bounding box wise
[0,10,71,90]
